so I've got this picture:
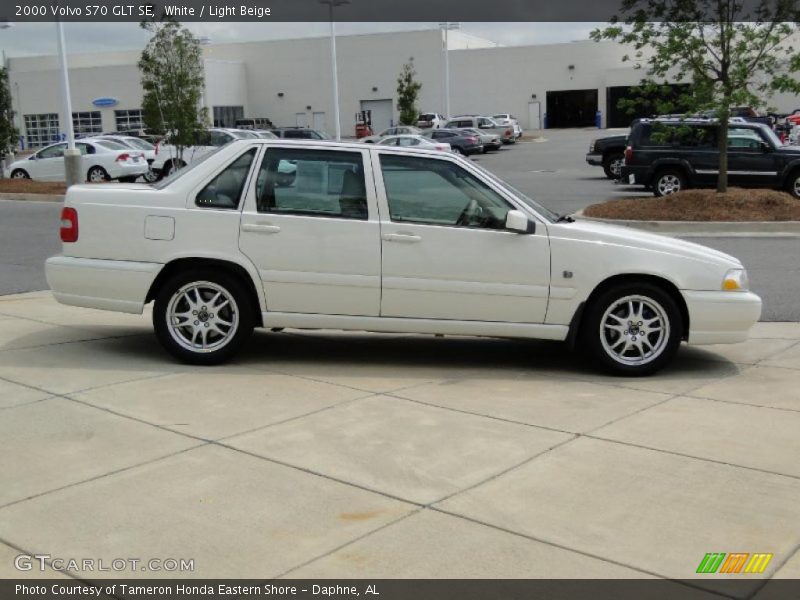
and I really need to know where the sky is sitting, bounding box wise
[0,22,603,57]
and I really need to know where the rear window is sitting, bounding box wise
[419,114,436,121]
[94,139,127,150]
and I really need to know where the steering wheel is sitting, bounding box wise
[455,199,481,226]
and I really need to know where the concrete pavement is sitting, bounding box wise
[1,292,799,595]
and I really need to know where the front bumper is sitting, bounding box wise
[46,256,162,314]
[585,152,603,166]
[683,290,762,345]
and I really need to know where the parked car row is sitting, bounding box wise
[364,113,521,156]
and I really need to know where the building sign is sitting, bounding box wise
[91,97,119,108]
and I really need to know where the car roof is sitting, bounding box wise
[225,138,459,157]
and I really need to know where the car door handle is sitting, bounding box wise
[241,223,281,234]
[382,233,422,243]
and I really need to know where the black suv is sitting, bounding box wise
[621,119,800,197]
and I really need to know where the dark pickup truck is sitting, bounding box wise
[586,134,627,179]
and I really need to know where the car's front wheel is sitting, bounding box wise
[10,169,29,179]
[153,270,255,365]
[581,282,683,376]
[602,153,624,179]
[653,169,686,197]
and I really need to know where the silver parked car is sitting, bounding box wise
[457,127,502,152]
[361,126,421,144]
[445,116,515,144]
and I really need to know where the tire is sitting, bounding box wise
[164,160,186,176]
[653,169,686,197]
[142,169,160,183]
[786,170,800,199]
[580,282,683,376]
[153,269,255,365]
[602,153,624,179]
[10,169,29,179]
[87,166,110,183]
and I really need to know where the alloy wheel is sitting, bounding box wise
[599,295,670,366]
[166,281,239,353]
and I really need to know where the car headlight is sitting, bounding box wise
[722,268,749,291]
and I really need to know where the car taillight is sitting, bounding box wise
[60,207,78,243]
[435,144,447,151]
[590,140,596,152]
[467,136,478,143]
[624,145,633,163]
[154,142,160,156]
[116,153,130,162]
[505,129,512,137]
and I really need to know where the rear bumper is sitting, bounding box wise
[45,256,161,314]
[620,165,653,186]
[108,162,149,180]
[684,290,762,345]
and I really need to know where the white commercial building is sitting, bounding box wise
[7,27,800,148]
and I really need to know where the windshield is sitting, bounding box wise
[470,162,559,223]
[152,145,227,189]
[231,130,258,139]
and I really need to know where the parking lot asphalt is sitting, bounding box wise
[1,291,799,591]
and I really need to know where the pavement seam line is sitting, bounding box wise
[749,542,800,599]
[426,506,737,598]
[0,536,83,582]
[583,433,800,482]
[0,331,151,354]
[0,443,207,511]
[213,392,384,443]
[681,392,800,414]
[272,509,424,579]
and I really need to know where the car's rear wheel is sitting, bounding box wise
[142,169,160,183]
[153,270,254,365]
[786,170,800,198]
[87,166,110,183]
[602,153,624,179]
[653,169,686,197]
[581,282,683,376]
[10,169,29,179]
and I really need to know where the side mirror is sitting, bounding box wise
[506,209,536,234]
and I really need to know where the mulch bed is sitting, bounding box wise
[0,179,67,195]
[583,188,800,221]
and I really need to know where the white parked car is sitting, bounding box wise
[98,135,159,182]
[361,126,421,144]
[377,134,452,152]
[151,128,253,178]
[9,138,148,183]
[46,139,761,375]
[456,127,502,152]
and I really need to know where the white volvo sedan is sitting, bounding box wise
[45,140,761,375]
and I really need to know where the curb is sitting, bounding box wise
[573,210,800,237]
[0,192,64,203]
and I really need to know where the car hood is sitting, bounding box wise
[556,218,742,268]
[774,144,800,154]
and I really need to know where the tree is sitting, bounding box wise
[138,19,205,162]
[396,58,422,126]
[592,0,800,193]
[0,67,17,166]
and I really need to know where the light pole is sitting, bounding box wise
[439,22,460,120]
[320,0,348,140]
[55,21,81,187]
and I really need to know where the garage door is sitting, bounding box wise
[360,99,393,133]
[545,90,598,128]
